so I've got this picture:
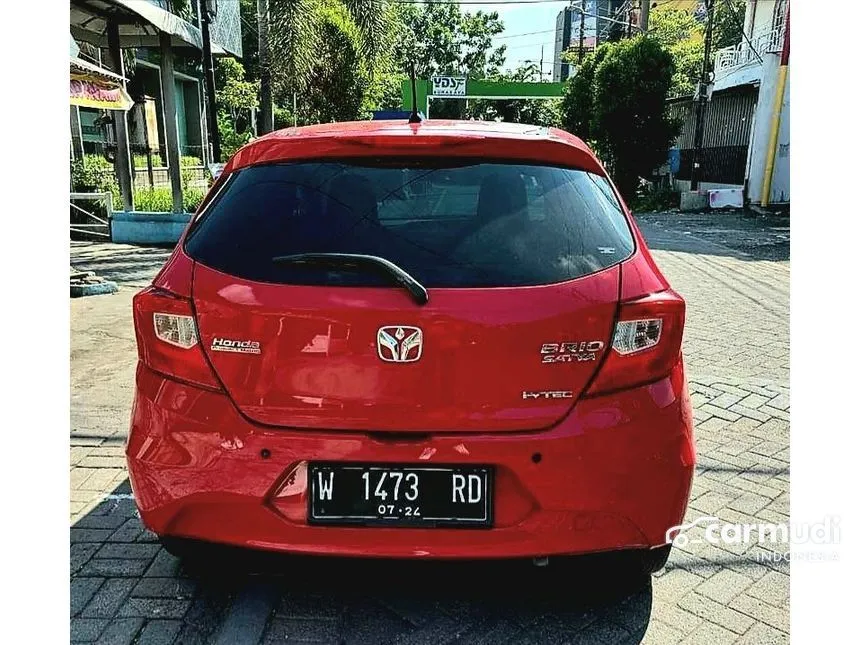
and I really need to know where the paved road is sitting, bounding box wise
[70,215,790,644]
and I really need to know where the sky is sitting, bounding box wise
[472,1,703,75]
[468,1,573,75]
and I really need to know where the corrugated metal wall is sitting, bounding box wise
[669,85,759,185]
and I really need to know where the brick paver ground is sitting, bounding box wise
[70,214,790,644]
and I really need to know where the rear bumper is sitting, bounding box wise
[126,362,695,559]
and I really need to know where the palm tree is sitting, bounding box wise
[342,0,392,74]
[266,0,394,126]
[268,0,320,125]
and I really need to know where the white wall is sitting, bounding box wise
[714,62,763,93]
[745,0,782,38]
[747,53,790,204]
[770,66,790,203]
[716,1,785,92]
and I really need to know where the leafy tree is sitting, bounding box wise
[239,0,261,81]
[649,6,703,96]
[560,45,610,141]
[363,62,409,112]
[561,36,679,199]
[249,0,512,124]
[390,2,506,118]
[273,105,294,129]
[268,0,322,109]
[300,2,369,123]
[392,2,506,78]
[215,57,259,156]
[649,1,747,97]
[343,0,394,72]
[712,0,747,51]
[267,0,400,124]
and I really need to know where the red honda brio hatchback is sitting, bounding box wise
[127,119,695,574]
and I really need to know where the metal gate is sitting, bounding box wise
[668,85,759,185]
[70,192,112,240]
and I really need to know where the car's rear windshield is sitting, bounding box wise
[184,159,635,288]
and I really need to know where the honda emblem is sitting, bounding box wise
[377,326,423,363]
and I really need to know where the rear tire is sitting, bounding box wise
[158,536,225,569]
[158,536,272,575]
[158,536,197,559]
[638,544,672,574]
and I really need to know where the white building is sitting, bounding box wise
[671,0,789,205]
[715,0,789,205]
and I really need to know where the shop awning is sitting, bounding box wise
[70,57,134,111]
[70,0,226,53]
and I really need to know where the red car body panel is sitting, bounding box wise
[127,119,695,559]
[128,360,694,558]
[224,120,605,177]
[191,262,620,432]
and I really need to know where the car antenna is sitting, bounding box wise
[408,61,423,124]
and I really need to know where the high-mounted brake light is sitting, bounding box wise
[133,287,222,390]
[586,290,685,396]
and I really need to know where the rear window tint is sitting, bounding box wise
[185,160,634,288]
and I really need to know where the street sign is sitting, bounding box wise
[431,76,467,97]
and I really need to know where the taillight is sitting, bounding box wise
[133,286,222,390]
[586,290,685,396]
[153,313,198,348]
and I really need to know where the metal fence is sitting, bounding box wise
[714,25,786,78]
[70,192,112,240]
[668,85,759,185]
[72,141,210,199]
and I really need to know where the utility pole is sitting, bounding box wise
[640,0,651,33]
[540,45,544,79]
[690,0,715,191]
[577,1,586,64]
[257,0,274,134]
[199,0,221,163]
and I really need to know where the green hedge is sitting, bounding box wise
[132,154,203,169]
[72,154,208,213]
[133,186,206,213]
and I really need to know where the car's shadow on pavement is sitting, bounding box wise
[70,242,173,287]
[71,480,654,644]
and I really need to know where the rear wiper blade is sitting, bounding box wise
[272,253,429,306]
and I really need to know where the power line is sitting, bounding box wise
[721,0,763,63]
[497,0,645,45]
[495,28,556,40]
[504,38,556,50]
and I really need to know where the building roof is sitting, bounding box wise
[225,120,605,176]
[70,55,126,83]
[70,0,226,54]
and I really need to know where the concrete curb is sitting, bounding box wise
[70,281,119,298]
[110,211,192,245]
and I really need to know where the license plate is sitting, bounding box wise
[308,463,493,528]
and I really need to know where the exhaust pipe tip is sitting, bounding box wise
[532,556,549,567]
